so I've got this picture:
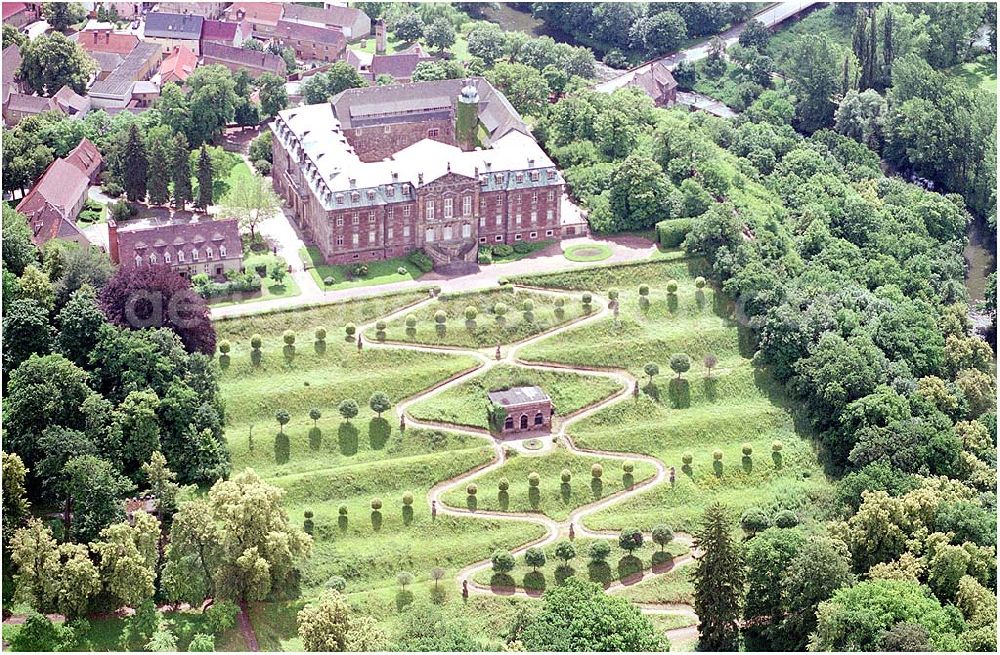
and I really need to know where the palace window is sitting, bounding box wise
[530,231,537,238]
[177,250,185,263]
[425,200,435,220]
[444,198,453,218]
[387,227,394,240]
[388,207,394,218]
[164,251,171,264]
[479,216,486,227]
[352,213,359,225]
[462,196,472,216]
[495,214,502,226]
[403,206,411,218]
[532,191,538,204]
[368,210,376,223]
[495,234,503,242]
[530,211,537,224]
[220,245,227,258]
[368,229,376,243]
[514,233,522,241]
[427,128,440,138]
[546,229,554,237]
[336,217,344,226]
[547,209,554,221]
[548,190,555,201]
[352,233,359,246]
[336,236,344,246]
[192,249,199,261]
[462,223,471,238]
[206,247,213,259]
[515,213,522,226]
[403,225,411,237]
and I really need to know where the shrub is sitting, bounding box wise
[513,242,532,254]
[772,440,784,452]
[582,292,592,304]
[618,528,643,553]
[491,549,515,573]
[588,540,611,563]
[741,443,753,457]
[478,249,493,265]
[622,460,634,474]
[397,266,407,275]
[434,310,447,324]
[740,507,771,534]
[695,276,706,289]
[349,263,368,278]
[655,217,693,247]
[712,450,724,461]
[560,469,572,483]
[338,398,359,421]
[652,525,674,550]
[554,297,565,308]
[323,276,335,286]
[492,244,514,257]
[774,510,799,528]
[283,330,295,345]
[528,472,540,487]
[554,540,576,563]
[218,340,231,354]
[345,323,357,336]
[521,299,534,312]
[326,575,347,591]
[666,279,679,294]
[607,289,619,300]
[375,320,387,331]
[670,353,691,378]
[370,498,383,511]
[315,327,326,341]
[338,505,348,516]
[638,284,649,296]
[591,463,603,479]
[493,302,508,316]
[408,249,434,273]
[498,477,510,492]
[397,571,413,589]
[405,314,417,328]
[466,483,478,496]
[402,491,413,506]
[464,306,478,320]
[682,452,693,465]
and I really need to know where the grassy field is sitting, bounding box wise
[441,447,657,521]
[948,54,998,93]
[407,364,624,430]
[767,6,852,73]
[471,537,690,591]
[368,287,590,348]
[615,565,696,605]
[300,246,425,291]
[564,243,613,262]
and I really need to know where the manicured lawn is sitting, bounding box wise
[207,250,302,307]
[441,448,657,521]
[563,243,613,262]
[615,565,696,605]
[767,6,853,74]
[947,55,998,94]
[470,537,690,591]
[75,197,106,228]
[300,246,425,291]
[482,240,555,265]
[367,287,591,348]
[407,364,624,430]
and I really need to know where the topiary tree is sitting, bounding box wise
[704,353,718,377]
[466,483,478,496]
[275,409,290,434]
[430,567,445,588]
[651,525,674,551]
[560,469,572,484]
[712,449,724,461]
[740,507,771,535]
[309,408,321,427]
[491,549,515,573]
[325,575,347,592]
[315,327,327,341]
[493,302,508,317]
[369,392,391,417]
[643,362,659,386]
[303,510,314,534]
[591,463,603,479]
[218,340,231,355]
[554,297,566,308]
[638,284,649,297]
[338,398,359,422]
[345,323,357,337]
[525,547,546,571]
[397,571,414,590]
[618,527,644,553]
[773,509,798,528]
[528,472,540,487]
[402,491,413,506]
[582,292,592,306]
[587,540,611,563]
[622,460,634,474]
[669,353,691,379]
[554,540,576,564]
[521,299,534,312]
[464,306,478,320]
[682,452,693,465]
[434,310,447,324]
[283,330,295,345]
[375,320,386,331]
[405,314,417,329]
[771,440,783,453]
[666,279,678,294]
[338,504,348,516]
[607,289,619,300]
[741,443,753,457]
[370,498,383,511]
[694,276,706,289]
[498,477,510,492]
[251,334,262,350]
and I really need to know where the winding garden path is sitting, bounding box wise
[355,287,701,646]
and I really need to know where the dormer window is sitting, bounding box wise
[206,246,213,259]
[192,248,199,261]
[495,174,503,184]
[336,193,344,204]
[531,171,539,181]
[516,173,524,183]
[149,253,157,265]
[164,251,172,264]
[547,169,556,180]
[178,250,185,263]
[386,186,394,196]
[220,244,227,258]
[351,191,360,202]
[367,190,376,200]
[135,254,142,267]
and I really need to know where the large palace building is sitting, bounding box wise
[270,78,585,270]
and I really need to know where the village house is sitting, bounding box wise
[281,2,371,41]
[108,217,243,279]
[223,1,283,37]
[488,386,553,435]
[2,44,22,108]
[16,138,104,248]
[91,51,125,81]
[271,78,585,271]
[158,45,198,84]
[272,19,346,63]
[88,41,162,109]
[102,2,144,20]
[76,25,140,56]
[1,2,40,29]
[4,85,89,126]
[144,11,204,55]
[156,2,227,19]
[201,41,287,78]
[199,19,246,48]
[629,60,678,107]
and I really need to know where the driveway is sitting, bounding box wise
[255,202,321,296]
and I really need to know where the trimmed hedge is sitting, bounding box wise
[408,249,434,273]
[655,217,694,248]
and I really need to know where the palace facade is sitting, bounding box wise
[270,78,585,271]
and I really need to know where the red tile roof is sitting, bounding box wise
[2,3,28,20]
[16,156,92,247]
[64,138,103,180]
[159,45,198,83]
[77,29,139,55]
[225,1,283,27]
[273,19,345,47]
[113,218,242,268]
[371,52,434,80]
[200,19,237,42]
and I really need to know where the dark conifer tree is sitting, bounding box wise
[146,138,170,206]
[171,133,192,210]
[195,145,213,211]
[693,502,745,651]
[123,124,148,203]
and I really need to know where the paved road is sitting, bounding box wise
[594,0,821,94]
[353,289,701,645]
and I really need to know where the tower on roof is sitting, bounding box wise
[456,80,480,151]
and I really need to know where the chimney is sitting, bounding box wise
[108,219,120,264]
[418,172,424,185]
[375,19,386,55]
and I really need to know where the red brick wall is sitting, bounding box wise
[345,118,455,163]
[500,400,552,434]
